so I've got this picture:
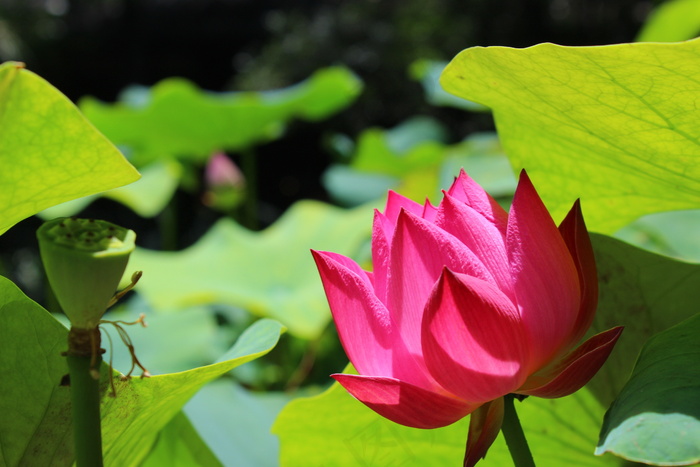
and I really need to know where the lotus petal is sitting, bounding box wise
[332,374,476,429]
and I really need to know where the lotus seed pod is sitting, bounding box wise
[37,217,136,329]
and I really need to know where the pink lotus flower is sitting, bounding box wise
[312,170,622,465]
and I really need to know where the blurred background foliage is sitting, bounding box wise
[0,1,693,465]
[0,0,656,287]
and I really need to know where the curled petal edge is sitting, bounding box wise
[516,326,624,399]
[332,373,476,429]
[464,397,505,467]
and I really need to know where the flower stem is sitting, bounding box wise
[66,328,104,467]
[240,147,258,230]
[501,394,536,467]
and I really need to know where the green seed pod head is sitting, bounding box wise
[37,217,136,329]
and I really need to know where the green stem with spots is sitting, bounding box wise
[66,327,104,467]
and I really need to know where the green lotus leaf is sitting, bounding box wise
[597,314,700,466]
[39,161,182,219]
[409,59,489,111]
[587,234,700,406]
[0,62,139,235]
[130,200,372,339]
[441,39,700,232]
[185,379,293,467]
[324,118,512,206]
[273,365,619,467]
[614,209,700,263]
[101,318,284,466]
[80,67,362,165]
[140,411,222,467]
[0,273,283,466]
[636,0,700,42]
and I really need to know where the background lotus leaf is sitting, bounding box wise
[324,117,513,206]
[614,209,700,263]
[140,412,222,467]
[79,67,363,166]
[38,160,181,219]
[130,200,373,339]
[441,39,700,233]
[636,0,700,42]
[409,59,489,111]
[185,379,292,467]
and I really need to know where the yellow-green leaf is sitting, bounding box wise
[441,40,700,232]
[274,365,618,467]
[0,273,283,467]
[0,62,139,234]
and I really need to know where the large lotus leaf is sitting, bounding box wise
[38,160,181,219]
[587,233,700,406]
[130,200,372,339]
[0,276,73,467]
[441,40,700,233]
[0,62,140,235]
[273,364,619,466]
[0,273,283,467]
[597,314,700,466]
[80,67,362,165]
[636,0,700,42]
[185,378,293,467]
[140,411,222,467]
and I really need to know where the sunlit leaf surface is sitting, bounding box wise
[0,62,139,235]
[101,318,284,466]
[441,40,700,232]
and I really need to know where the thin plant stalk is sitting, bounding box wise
[501,394,536,467]
[66,327,104,467]
[240,147,258,230]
